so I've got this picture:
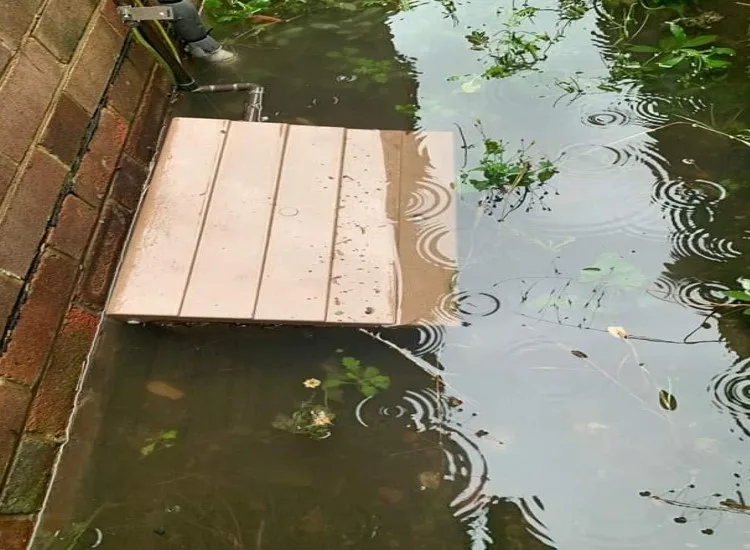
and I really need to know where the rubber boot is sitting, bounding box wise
[157,0,236,63]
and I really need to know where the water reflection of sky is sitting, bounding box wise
[389,1,750,549]
[37,1,750,548]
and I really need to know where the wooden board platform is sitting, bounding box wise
[107,117,456,326]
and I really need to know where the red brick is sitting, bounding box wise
[0,380,30,482]
[78,201,133,310]
[0,149,68,278]
[125,71,171,165]
[0,39,64,162]
[127,39,155,76]
[0,0,44,48]
[34,0,98,62]
[110,153,146,211]
[0,251,77,386]
[26,307,98,437]
[0,152,17,205]
[48,194,97,259]
[74,108,128,205]
[40,93,90,166]
[0,435,58,514]
[101,0,128,36]
[65,15,124,114]
[0,274,22,336]
[108,57,147,122]
[0,516,33,550]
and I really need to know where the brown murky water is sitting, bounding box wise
[35,0,750,548]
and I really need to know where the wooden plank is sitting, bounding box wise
[180,122,287,319]
[253,125,345,322]
[325,129,398,325]
[396,131,457,325]
[108,117,229,318]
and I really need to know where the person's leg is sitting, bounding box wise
[157,0,235,63]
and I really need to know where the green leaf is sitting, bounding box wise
[371,375,391,389]
[659,36,678,52]
[711,47,735,56]
[668,23,686,43]
[657,54,685,68]
[359,384,378,397]
[739,278,750,292]
[363,366,380,379]
[341,356,361,370]
[704,58,732,69]
[723,290,750,302]
[628,45,660,53]
[161,430,178,440]
[680,35,717,48]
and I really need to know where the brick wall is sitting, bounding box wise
[0,1,171,546]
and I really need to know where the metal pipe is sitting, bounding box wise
[192,82,261,93]
[243,86,265,122]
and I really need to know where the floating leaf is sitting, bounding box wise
[140,442,156,456]
[461,79,481,93]
[146,381,184,400]
[659,389,678,411]
[579,253,647,289]
[571,350,588,359]
[607,326,629,339]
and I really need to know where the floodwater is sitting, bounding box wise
[35,0,750,548]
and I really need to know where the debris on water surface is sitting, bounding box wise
[419,471,442,490]
[658,389,678,411]
[571,350,588,359]
[607,326,629,339]
[146,381,184,400]
[140,429,178,456]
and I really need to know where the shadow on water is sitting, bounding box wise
[35,0,750,548]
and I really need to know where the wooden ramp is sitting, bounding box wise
[107,117,457,326]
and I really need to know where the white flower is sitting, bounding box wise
[303,378,321,389]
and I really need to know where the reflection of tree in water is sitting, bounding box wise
[586,0,750,536]
[39,325,555,549]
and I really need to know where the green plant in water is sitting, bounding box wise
[140,429,178,456]
[273,356,390,440]
[203,0,271,23]
[460,122,557,193]
[717,277,750,315]
[322,356,391,397]
[272,396,337,440]
[579,253,647,290]
[327,48,399,84]
[454,1,580,81]
[617,23,734,80]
